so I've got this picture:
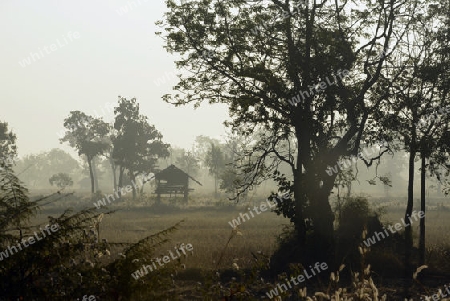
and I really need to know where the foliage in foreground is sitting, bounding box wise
[193,226,388,301]
[0,168,184,300]
[193,217,435,301]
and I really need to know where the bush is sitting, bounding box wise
[335,196,382,274]
[0,168,184,300]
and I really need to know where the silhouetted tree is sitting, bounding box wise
[414,0,450,267]
[380,2,450,287]
[60,111,110,193]
[112,96,170,199]
[160,0,419,263]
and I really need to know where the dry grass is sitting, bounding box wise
[31,196,450,273]
[26,195,450,299]
[381,208,450,247]
[32,200,288,271]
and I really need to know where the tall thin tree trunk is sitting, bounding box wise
[110,158,117,192]
[419,155,426,265]
[118,166,124,198]
[92,157,99,192]
[214,175,218,197]
[87,156,95,194]
[404,145,416,291]
[130,172,137,200]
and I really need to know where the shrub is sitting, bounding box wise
[0,168,183,300]
[335,196,383,274]
[49,172,74,189]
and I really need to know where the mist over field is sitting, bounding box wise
[1,0,450,300]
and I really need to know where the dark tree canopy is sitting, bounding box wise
[112,96,170,197]
[60,111,110,193]
[159,0,420,262]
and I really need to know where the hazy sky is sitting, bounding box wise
[0,0,229,158]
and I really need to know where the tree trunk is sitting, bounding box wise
[293,114,336,264]
[87,156,95,194]
[130,172,137,200]
[437,181,442,196]
[214,174,218,197]
[419,155,426,265]
[118,166,124,198]
[92,157,99,192]
[404,145,416,290]
[140,179,145,195]
[293,167,306,250]
[293,156,336,265]
[347,181,352,198]
[156,178,161,205]
[110,158,117,192]
[309,178,335,264]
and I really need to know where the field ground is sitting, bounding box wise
[29,195,450,299]
[33,200,289,271]
[96,206,289,271]
[32,195,450,271]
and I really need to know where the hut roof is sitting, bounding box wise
[155,164,202,186]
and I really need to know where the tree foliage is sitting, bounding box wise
[60,111,110,193]
[14,148,81,188]
[112,97,170,198]
[176,150,200,176]
[159,0,428,263]
[0,121,17,171]
[0,168,183,300]
[49,172,74,189]
[205,143,225,196]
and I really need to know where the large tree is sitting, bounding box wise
[159,0,418,262]
[112,96,170,199]
[415,0,450,267]
[60,111,110,193]
[379,1,450,286]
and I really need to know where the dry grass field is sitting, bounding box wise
[32,194,450,273]
[382,209,450,246]
[24,194,450,299]
[98,206,288,271]
[32,198,289,271]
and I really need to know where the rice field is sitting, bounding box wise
[32,195,450,272]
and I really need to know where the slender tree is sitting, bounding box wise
[60,111,110,193]
[380,2,450,287]
[415,0,450,266]
[205,143,225,197]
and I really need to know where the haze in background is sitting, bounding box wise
[0,0,228,158]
